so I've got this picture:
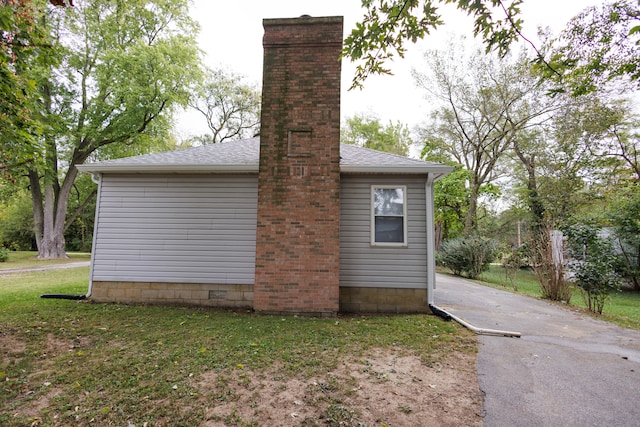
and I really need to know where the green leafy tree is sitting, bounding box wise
[63,173,96,252]
[609,186,640,290]
[341,113,411,156]
[3,0,201,259]
[343,0,525,89]
[583,99,640,184]
[190,68,261,144]
[430,165,468,247]
[0,188,35,250]
[544,0,640,96]
[0,0,51,178]
[516,97,639,225]
[415,44,551,233]
[508,92,591,231]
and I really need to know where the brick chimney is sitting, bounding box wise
[253,16,343,316]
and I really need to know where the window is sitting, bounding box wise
[371,186,407,246]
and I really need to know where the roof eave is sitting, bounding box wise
[340,165,454,175]
[76,164,259,173]
[77,163,454,176]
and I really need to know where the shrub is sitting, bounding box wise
[0,247,9,262]
[609,187,640,290]
[439,235,497,279]
[530,228,572,303]
[501,244,529,290]
[563,223,621,314]
[570,259,620,314]
[0,190,35,251]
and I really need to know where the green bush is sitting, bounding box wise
[0,247,9,262]
[0,190,35,251]
[438,235,497,279]
[564,223,621,314]
[609,187,640,290]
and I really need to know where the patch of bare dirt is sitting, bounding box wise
[45,332,91,355]
[196,348,482,426]
[13,386,64,420]
[0,331,26,365]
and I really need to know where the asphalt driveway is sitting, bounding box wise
[434,273,640,427]
[0,261,90,275]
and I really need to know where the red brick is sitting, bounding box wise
[254,16,343,316]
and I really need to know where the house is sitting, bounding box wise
[77,15,452,316]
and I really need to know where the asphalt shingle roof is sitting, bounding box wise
[76,137,452,175]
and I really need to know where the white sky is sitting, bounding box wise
[175,0,603,140]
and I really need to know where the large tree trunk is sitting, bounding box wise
[434,220,443,251]
[635,247,640,291]
[29,170,44,253]
[30,177,69,259]
[31,167,79,259]
[39,181,67,259]
[513,144,546,232]
[464,183,479,234]
[31,80,70,259]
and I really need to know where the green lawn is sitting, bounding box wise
[0,267,475,426]
[475,265,640,330]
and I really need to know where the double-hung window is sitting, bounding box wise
[371,185,407,246]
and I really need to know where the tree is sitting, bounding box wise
[609,186,640,290]
[341,113,411,156]
[343,0,525,89]
[0,0,50,178]
[506,91,590,231]
[190,68,261,144]
[3,0,201,259]
[63,173,96,252]
[582,99,640,183]
[415,44,552,233]
[430,165,468,246]
[544,0,640,96]
[516,96,639,225]
[0,188,35,250]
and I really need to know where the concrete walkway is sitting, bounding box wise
[434,273,640,427]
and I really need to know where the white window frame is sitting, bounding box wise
[370,185,408,247]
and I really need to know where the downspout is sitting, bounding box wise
[425,173,520,338]
[86,172,102,297]
[425,173,436,306]
[431,306,521,337]
[40,172,102,301]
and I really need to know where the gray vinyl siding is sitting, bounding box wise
[91,174,258,284]
[340,175,427,289]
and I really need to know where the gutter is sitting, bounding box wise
[341,165,454,175]
[76,164,455,176]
